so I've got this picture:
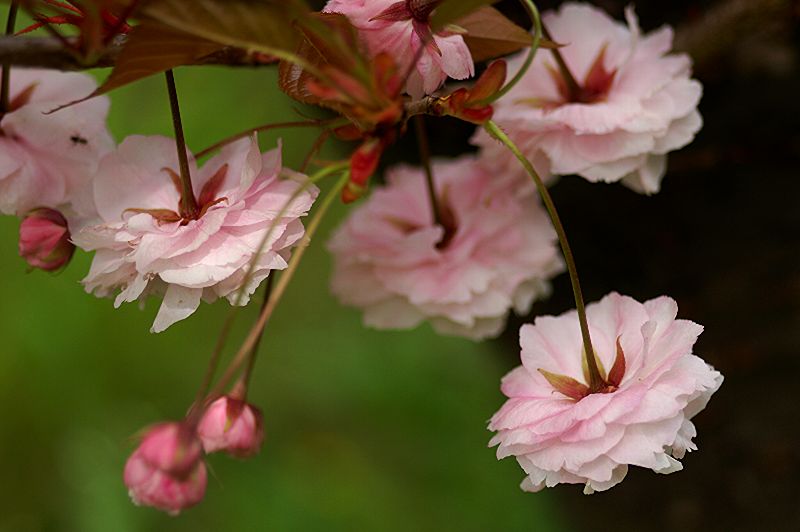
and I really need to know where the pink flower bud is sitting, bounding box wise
[197,396,265,458]
[18,208,74,271]
[123,423,206,515]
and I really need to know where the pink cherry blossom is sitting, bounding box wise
[323,0,475,98]
[327,155,563,340]
[198,396,265,458]
[73,134,318,332]
[489,293,723,494]
[18,207,75,271]
[0,68,113,215]
[123,422,206,515]
[474,3,702,194]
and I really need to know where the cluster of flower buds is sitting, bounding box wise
[124,392,264,515]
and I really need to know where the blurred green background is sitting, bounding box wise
[0,66,565,531]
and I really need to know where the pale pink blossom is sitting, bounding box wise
[489,293,723,494]
[198,396,265,458]
[73,134,318,332]
[323,0,475,98]
[123,422,206,515]
[18,207,74,271]
[0,69,113,215]
[327,155,563,340]
[474,3,702,193]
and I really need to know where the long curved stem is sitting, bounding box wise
[209,171,350,398]
[190,162,349,413]
[195,118,343,159]
[484,120,603,391]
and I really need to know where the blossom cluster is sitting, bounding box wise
[1,0,721,516]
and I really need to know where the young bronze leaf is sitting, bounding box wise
[430,0,498,30]
[538,369,590,401]
[143,0,309,61]
[458,6,532,62]
[95,22,225,96]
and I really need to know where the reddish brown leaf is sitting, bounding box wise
[538,369,590,401]
[465,59,506,103]
[198,163,228,208]
[143,0,308,60]
[608,337,627,388]
[123,208,181,224]
[430,0,498,30]
[457,6,532,62]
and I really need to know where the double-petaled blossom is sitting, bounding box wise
[0,69,113,216]
[198,395,265,458]
[489,293,723,494]
[123,422,207,515]
[73,134,318,332]
[327,155,563,340]
[323,0,475,98]
[473,3,702,193]
[18,207,75,271]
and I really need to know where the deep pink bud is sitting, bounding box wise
[123,423,206,515]
[18,208,74,271]
[197,396,265,458]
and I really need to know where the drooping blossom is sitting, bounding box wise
[489,293,723,494]
[323,0,475,98]
[327,155,563,340]
[198,395,265,458]
[73,134,318,332]
[0,68,113,215]
[473,3,702,194]
[123,422,207,515]
[18,207,75,271]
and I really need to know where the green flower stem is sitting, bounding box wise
[207,168,350,400]
[190,162,349,414]
[484,120,603,391]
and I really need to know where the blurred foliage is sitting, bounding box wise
[0,64,565,531]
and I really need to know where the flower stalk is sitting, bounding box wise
[209,170,350,399]
[484,120,604,392]
[541,23,582,102]
[413,115,444,229]
[0,1,18,117]
[164,69,199,219]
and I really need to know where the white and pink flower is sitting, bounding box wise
[474,3,702,193]
[489,292,723,494]
[323,0,475,98]
[0,68,113,215]
[73,134,318,332]
[327,155,563,340]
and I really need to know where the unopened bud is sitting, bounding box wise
[18,208,74,271]
[123,422,206,515]
[198,396,265,458]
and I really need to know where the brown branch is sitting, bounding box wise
[0,34,278,70]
